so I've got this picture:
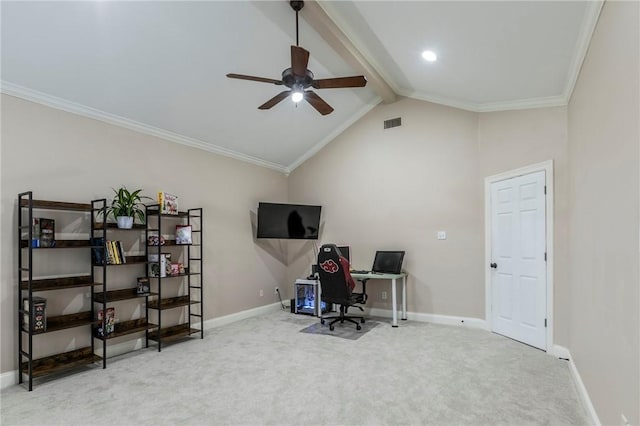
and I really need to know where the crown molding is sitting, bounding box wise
[562,0,604,103]
[398,87,568,113]
[0,81,289,174]
[286,96,382,173]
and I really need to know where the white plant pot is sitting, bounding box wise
[116,216,134,229]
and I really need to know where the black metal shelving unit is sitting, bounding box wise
[91,200,154,365]
[145,205,203,351]
[17,191,102,391]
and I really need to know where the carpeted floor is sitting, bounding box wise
[0,310,590,426]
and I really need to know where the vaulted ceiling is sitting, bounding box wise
[1,1,602,173]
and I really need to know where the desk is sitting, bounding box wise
[350,272,408,327]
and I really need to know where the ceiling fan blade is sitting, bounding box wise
[312,75,367,89]
[227,73,283,85]
[291,45,310,77]
[258,91,291,110]
[304,91,334,115]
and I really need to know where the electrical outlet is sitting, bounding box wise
[274,286,279,294]
[259,289,264,297]
[381,291,387,300]
[437,231,447,240]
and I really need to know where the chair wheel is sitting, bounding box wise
[356,325,362,330]
[360,318,365,324]
[320,319,325,325]
[330,325,334,331]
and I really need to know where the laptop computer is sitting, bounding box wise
[371,250,405,274]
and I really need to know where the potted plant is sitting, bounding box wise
[106,186,152,229]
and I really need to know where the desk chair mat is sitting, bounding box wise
[299,320,380,340]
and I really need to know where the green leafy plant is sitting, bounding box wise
[105,186,152,223]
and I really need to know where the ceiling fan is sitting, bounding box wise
[226,0,367,116]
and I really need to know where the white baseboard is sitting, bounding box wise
[550,344,601,426]
[365,307,489,330]
[1,370,19,390]
[0,302,285,390]
[196,302,284,330]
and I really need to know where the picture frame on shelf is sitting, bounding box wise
[158,192,178,215]
[136,277,150,295]
[175,224,192,244]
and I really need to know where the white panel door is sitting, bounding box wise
[490,171,546,349]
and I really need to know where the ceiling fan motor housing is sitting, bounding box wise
[282,68,314,89]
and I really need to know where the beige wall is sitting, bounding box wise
[567,1,640,424]
[289,98,485,317]
[478,106,570,345]
[0,94,289,373]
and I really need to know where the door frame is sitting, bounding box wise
[484,160,554,351]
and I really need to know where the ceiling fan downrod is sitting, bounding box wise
[290,1,304,46]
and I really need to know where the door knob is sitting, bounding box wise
[490,262,497,269]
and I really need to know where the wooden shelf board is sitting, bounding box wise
[146,209,189,218]
[23,311,96,334]
[147,240,194,247]
[148,272,200,279]
[93,255,147,267]
[20,347,101,378]
[20,275,98,291]
[93,288,150,303]
[20,240,91,249]
[20,199,92,212]
[93,223,146,230]
[148,323,199,343]
[147,296,198,310]
[94,319,157,340]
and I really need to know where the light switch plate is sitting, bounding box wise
[437,231,446,240]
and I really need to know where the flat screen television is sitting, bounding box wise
[257,202,321,240]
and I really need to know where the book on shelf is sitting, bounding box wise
[24,217,55,248]
[136,277,150,295]
[23,297,47,333]
[39,218,55,247]
[100,240,126,265]
[175,224,192,245]
[158,191,178,215]
[148,253,170,277]
[147,232,165,246]
[29,218,41,247]
[170,263,180,276]
[97,307,115,337]
[108,240,118,264]
[91,237,105,265]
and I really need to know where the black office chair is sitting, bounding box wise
[317,244,366,331]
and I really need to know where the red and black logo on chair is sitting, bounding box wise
[320,259,339,273]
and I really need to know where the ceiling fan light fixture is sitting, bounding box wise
[422,50,437,62]
[291,90,304,103]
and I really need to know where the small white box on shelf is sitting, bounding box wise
[148,253,169,277]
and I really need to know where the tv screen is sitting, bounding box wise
[257,202,321,240]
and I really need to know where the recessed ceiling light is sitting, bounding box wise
[422,50,437,62]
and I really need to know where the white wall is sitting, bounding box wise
[478,106,570,345]
[567,1,640,424]
[0,94,289,374]
[289,97,485,318]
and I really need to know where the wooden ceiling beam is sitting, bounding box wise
[302,1,397,104]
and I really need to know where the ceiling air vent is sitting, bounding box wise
[384,117,401,129]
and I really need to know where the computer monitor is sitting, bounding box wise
[371,251,405,274]
[337,246,350,264]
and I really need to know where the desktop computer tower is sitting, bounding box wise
[293,279,331,316]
